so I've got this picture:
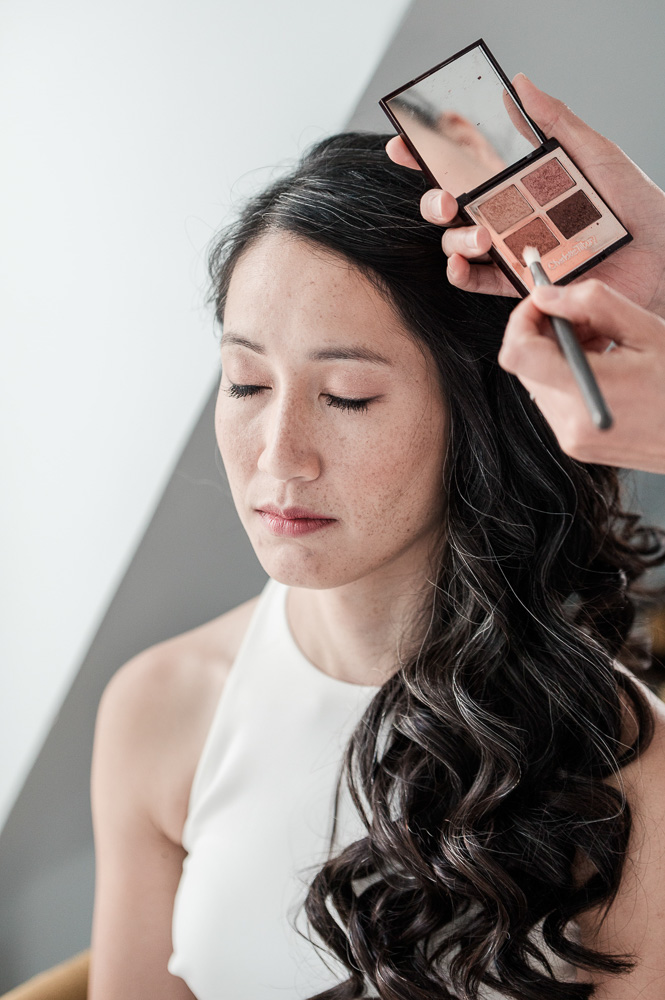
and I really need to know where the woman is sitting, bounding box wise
[89,132,665,1000]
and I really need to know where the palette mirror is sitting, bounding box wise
[382,43,542,198]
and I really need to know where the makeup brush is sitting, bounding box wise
[522,246,613,431]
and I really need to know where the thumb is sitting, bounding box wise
[512,73,611,163]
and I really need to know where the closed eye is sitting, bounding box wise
[225,382,266,399]
[225,382,375,413]
[325,394,373,413]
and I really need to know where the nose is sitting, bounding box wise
[256,394,322,483]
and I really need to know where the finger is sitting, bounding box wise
[500,295,626,394]
[499,297,577,387]
[519,293,616,353]
[385,135,422,171]
[529,281,657,348]
[441,224,492,260]
[420,188,459,225]
[502,86,540,146]
[575,332,617,354]
[447,254,520,298]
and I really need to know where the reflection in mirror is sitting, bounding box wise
[385,45,540,197]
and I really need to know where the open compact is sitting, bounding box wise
[380,40,631,295]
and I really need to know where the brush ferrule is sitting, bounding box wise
[528,260,550,288]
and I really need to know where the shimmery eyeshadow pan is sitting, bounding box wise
[504,218,559,264]
[547,190,602,239]
[477,185,531,234]
[521,159,574,206]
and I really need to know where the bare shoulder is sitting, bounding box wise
[619,670,665,821]
[576,671,665,998]
[607,665,665,838]
[615,663,665,787]
[93,594,261,844]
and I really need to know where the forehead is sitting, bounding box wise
[223,231,416,358]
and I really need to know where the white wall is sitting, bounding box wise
[0,0,411,832]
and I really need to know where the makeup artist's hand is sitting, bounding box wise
[499,279,665,472]
[385,75,665,318]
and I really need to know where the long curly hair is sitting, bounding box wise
[208,133,665,999]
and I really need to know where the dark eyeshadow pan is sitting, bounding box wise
[547,190,602,239]
[504,218,560,264]
[521,159,574,207]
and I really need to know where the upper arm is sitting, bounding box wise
[576,691,665,999]
[89,651,198,1000]
[88,598,258,999]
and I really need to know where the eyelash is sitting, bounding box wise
[225,382,372,413]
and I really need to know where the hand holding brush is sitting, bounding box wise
[522,246,612,431]
[499,277,665,473]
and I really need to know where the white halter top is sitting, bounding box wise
[168,579,380,998]
[168,579,577,998]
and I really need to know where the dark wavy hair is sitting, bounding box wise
[208,133,665,999]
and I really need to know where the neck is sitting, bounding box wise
[286,553,435,687]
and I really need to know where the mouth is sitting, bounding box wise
[255,504,337,538]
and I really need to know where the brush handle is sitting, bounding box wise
[529,263,613,431]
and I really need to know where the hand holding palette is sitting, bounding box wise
[380,40,631,296]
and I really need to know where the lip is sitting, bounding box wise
[255,504,337,538]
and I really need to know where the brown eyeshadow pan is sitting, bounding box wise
[521,159,574,206]
[477,185,531,234]
[547,190,602,239]
[503,218,559,264]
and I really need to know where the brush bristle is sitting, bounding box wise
[523,245,541,268]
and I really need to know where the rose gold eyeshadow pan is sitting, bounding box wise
[380,40,631,295]
[477,185,531,233]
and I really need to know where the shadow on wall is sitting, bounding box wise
[0,387,267,990]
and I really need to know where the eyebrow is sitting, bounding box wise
[221,332,392,366]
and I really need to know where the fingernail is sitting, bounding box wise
[532,285,562,301]
[464,230,478,249]
[515,72,534,87]
[423,190,443,219]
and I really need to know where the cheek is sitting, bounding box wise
[348,407,446,525]
[215,393,254,486]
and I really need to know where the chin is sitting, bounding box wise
[252,541,368,592]
[258,558,351,591]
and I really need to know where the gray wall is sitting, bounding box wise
[1,0,664,989]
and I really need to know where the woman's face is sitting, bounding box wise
[216,231,447,591]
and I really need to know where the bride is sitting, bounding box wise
[89,128,665,1000]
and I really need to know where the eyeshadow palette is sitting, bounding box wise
[466,147,627,283]
[380,40,631,295]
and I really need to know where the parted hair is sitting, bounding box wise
[208,132,664,999]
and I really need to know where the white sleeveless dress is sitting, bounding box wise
[168,579,577,998]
